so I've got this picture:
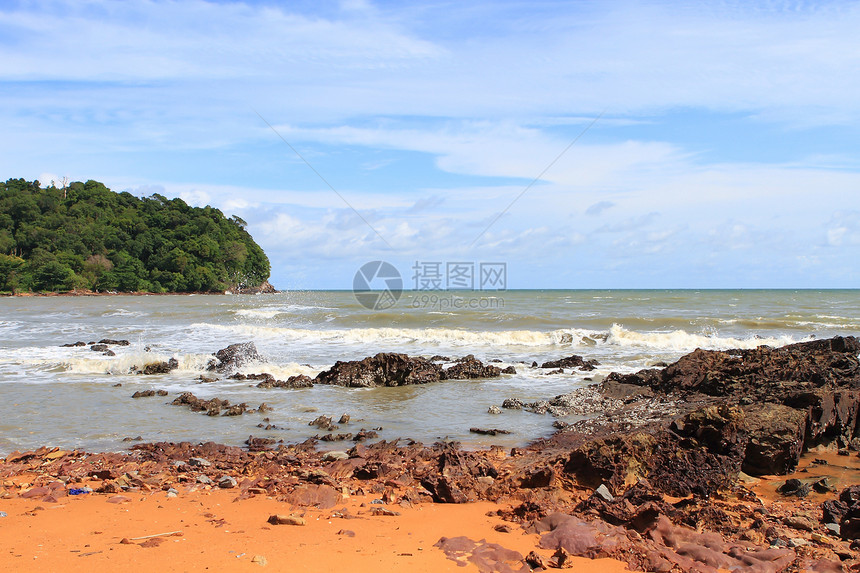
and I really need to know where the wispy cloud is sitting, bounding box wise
[2,0,859,287]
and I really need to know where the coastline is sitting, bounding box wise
[1,280,279,297]
[3,336,860,571]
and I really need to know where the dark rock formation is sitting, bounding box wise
[99,339,130,346]
[442,355,501,379]
[540,354,600,371]
[315,353,443,387]
[609,336,860,401]
[209,342,261,372]
[256,375,314,389]
[136,358,179,375]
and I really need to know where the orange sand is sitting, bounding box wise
[0,484,631,573]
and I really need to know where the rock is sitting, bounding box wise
[501,398,524,410]
[595,484,614,502]
[521,467,554,488]
[99,339,130,346]
[315,353,443,387]
[171,392,231,416]
[540,355,600,371]
[443,355,501,379]
[742,404,807,475]
[525,551,546,569]
[217,476,237,489]
[487,405,502,414]
[256,374,313,389]
[267,514,305,526]
[61,341,86,347]
[309,416,337,431]
[469,428,511,436]
[250,555,267,566]
[246,436,277,451]
[783,515,815,532]
[131,389,168,398]
[209,342,261,372]
[188,457,212,467]
[778,479,811,498]
[611,336,860,399]
[322,451,349,462]
[139,359,179,375]
[90,344,109,351]
[501,366,516,374]
[338,414,351,425]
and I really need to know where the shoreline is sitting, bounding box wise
[4,330,860,570]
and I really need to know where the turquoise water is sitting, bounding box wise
[0,289,858,455]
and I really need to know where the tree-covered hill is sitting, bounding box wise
[0,178,270,293]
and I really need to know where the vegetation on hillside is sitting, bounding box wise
[0,178,270,293]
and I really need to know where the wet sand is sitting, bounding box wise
[1,477,630,573]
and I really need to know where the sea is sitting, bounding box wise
[1,289,858,456]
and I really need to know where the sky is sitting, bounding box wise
[1,0,859,289]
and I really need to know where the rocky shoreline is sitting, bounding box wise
[3,336,860,571]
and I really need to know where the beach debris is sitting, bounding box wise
[250,555,267,566]
[129,531,183,541]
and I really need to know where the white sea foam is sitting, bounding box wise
[62,351,214,375]
[190,323,604,348]
[604,324,806,352]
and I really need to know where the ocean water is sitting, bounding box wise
[0,289,858,456]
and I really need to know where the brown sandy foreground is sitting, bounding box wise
[0,478,629,573]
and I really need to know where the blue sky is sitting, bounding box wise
[1,0,859,289]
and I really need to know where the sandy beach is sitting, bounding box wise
[1,466,629,573]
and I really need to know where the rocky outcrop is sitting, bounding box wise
[442,355,501,379]
[208,342,261,372]
[315,353,443,387]
[566,336,860,482]
[609,336,860,401]
[540,354,600,371]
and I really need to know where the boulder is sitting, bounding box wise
[742,404,807,475]
[209,342,261,372]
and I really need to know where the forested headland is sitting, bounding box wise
[0,178,271,294]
